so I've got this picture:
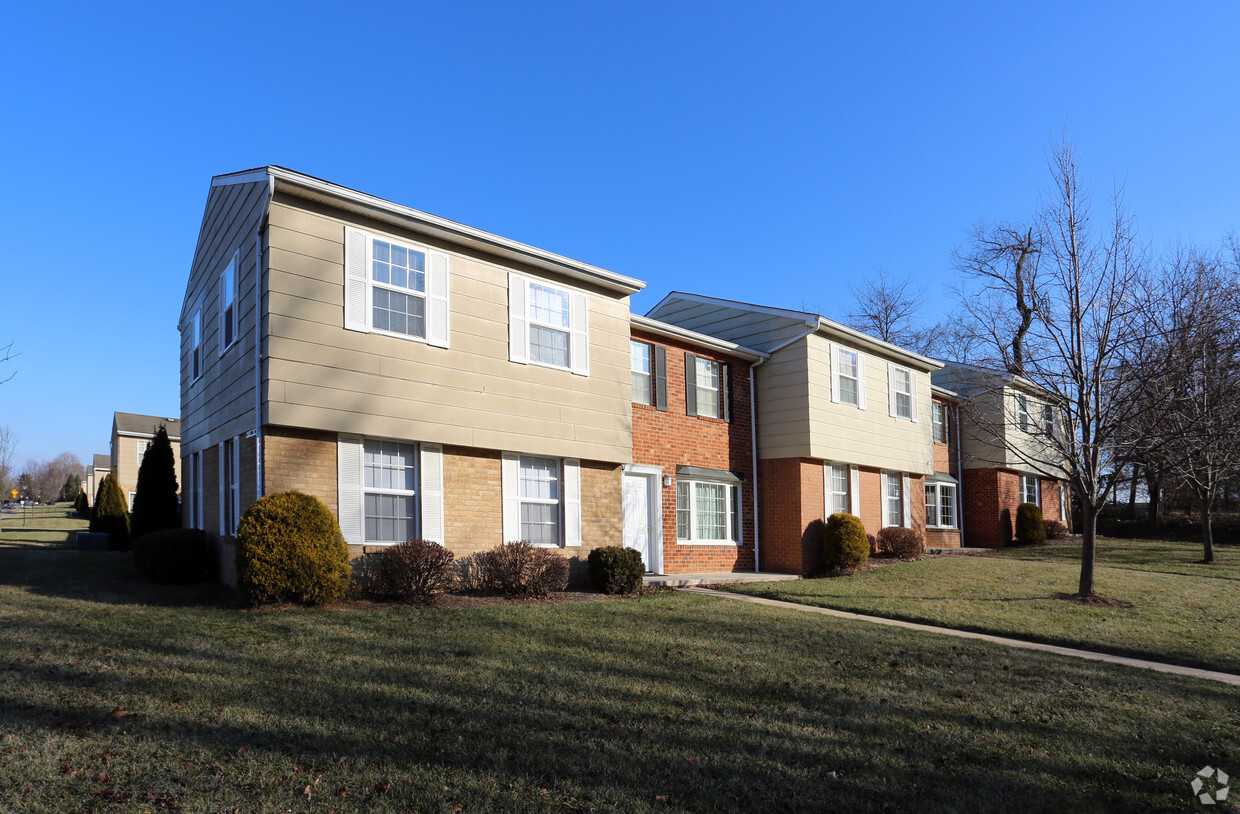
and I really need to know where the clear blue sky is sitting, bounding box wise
[2,1,1237,466]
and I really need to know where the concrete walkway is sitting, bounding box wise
[678,586,1240,687]
[643,571,800,588]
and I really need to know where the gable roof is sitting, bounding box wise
[630,314,767,362]
[932,361,1054,400]
[113,412,181,440]
[92,454,111,471]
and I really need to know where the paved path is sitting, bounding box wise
[678,586,1240,687]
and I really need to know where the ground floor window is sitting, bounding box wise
[519,456,560,545]
[1020,474,1040,505]
[363,439,417,544]
[827,463,850,515]
[676,479,740,543]
[883,472,905,527]
[925,482,957,529]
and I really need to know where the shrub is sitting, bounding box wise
[74,490,88,517]
[877,526,924,559]
[1044,518,1068,540]
[588,546,645,594]
[90,473,131,551]
[235,491,350,605]
[867,533,878,556]
[131,425,181,540]
[1015,502,1047,546]
[376,539,457,603]
[823,513,869,570]
[455,552,488,593]
[132,528,215,584]
[481,541,569,597]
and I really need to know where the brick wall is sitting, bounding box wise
[632,329,755,573]
[264,426,339,510]
[962,468,1065,547]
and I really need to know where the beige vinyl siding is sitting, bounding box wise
[112,434,182,502]
[180,179,267,457]
[262,197,633,463]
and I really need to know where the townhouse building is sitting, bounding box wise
[110,412,181,510]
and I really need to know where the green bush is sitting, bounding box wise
[877,526,924,559]
[132,528,215,584]
[376,539,457,604]
[235,491,350,605]
[1015,502,1047,546]
[90,473,131,551]
[481,541,569,597]
[823,513,869,570]
[588,546,645,594]
[131,425,181,540]
[74,490,88,517]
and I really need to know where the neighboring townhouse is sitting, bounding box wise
[925,386,963,549]
[648,293,943,574]
[932,362,1067,547]
[84,454,110,507]
[179,167,643,583]
[110,413,181,510]
[627,315,766,574]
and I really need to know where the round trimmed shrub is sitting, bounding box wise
[133,528,215,584]
[90,473,131,551]
[1015,502,1047,546]
[824,512,869,570]
[877,526,924,559]
[588,546,645,594]
[235,491,350,605]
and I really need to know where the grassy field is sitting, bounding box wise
[729,539,1240,674]
[1,534,1237,811]
[0,501,84,550]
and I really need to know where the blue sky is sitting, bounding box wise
[1,1,1237,466]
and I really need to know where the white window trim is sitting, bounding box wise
[925,482,958,529]
[824,462,850,517]
[127,491,135,512]
[882,471,908,529]
[887,363,918,422]
[336,435,443,546]
[630,340,653,405]
[218,250,239,357]
[675,478,742,546]
[362,439,418,546]
[695,356,721,419]
[1041,404,1055,437]
[1016,394,1032,432]
[344,227,450,348]
[932,402,947,443]
[501,453,581,547]
[830,343,867,410]
[1020,474,1041,506]
[508,273,589,376]
[191,310,202,382]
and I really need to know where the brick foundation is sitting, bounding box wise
[962,468,1065,547]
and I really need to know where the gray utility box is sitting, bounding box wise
[76,531,111,551]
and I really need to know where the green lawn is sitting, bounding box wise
[0,501,85,550]
[729,539,1240,674]
[1,543,1237,812]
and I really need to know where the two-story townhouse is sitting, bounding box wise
[932,362,1067,547]
[627,315,766,574]
[179,167,644,583]
[925,385,963,549]
[110,413,181,510]
[648,293,943,574]
[84,454,110,507]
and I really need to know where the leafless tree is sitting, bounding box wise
[0,426,16,496]
[846,268,946,356]
[0,341,15,387]
[953,224,1041,374]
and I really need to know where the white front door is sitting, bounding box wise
[622,472,654,572]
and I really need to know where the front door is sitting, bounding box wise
[622,472,654,572]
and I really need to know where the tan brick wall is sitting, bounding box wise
[263,426,339,513]
[443,446,502,554]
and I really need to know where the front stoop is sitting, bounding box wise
[643,572,802,588]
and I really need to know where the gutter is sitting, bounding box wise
[955,400,965,544]
[254,174,274,500]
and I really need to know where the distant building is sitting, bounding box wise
[110,413,181,510]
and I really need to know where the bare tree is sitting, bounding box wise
[846,269,946,356]
[0,426,16,497]
[0,341,15,387]
[953,224,1041,374]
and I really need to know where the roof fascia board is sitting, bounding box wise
[267,167,644,296]
[210,168,271,187]
[815,318,943,372]
[630,314,767,362]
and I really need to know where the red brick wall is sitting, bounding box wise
[962,468,1065,547]
[632,330,755,573]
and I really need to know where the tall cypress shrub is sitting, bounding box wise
[90,473,131,551]
[131,425,182,540]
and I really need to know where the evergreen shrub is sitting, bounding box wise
[481,541,569,597]
[823,513,870,570]
[235,491,350,605]
[90,473,131,551]
[131,426,182,540]
[132,528,215,584]
[877,526,924,558]
[587,546,645,594]
[1015,502,1047,546]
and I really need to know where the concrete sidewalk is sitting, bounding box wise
[679,586,1240,687]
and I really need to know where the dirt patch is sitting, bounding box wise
[1052,592,1135,609]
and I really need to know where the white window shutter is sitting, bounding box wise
[344,228,369,333]
[217,442,226,535]
[337,435,364,545]
[822,463,830,517]
[232,435,241,532]
[857,355,867,410]
[910,371,919,423]
[849,465,861,516]
[426,251,450,348]
[902,473,911,528]
[420,444,445,543]
[887,363,898,418]
[564,458,582,546]
[570,292,589,376]
[829,344,840,403]
[508,274,528,364]
[501,452,520,541]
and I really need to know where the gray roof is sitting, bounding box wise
[113,412,181,440]
[92,454,111,470]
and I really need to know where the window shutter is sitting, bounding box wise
[508,274,528,364]
[685,353,698,416]
[337,435,364,546]
[849,465,861,517]
[420,444,445,543]
[721,363,732,423]
[231,435,241,533]
[856,355,868,410]
[570,291,589,376]
[217,442,225,536]
[654,345,668,411]
[822,463,830,517]
[910,371,919,423]
[830,344,841,404]
[564,458,582,547]
[426,251,450,348]
[344,228,369,333]
[902,473,911,528]
[887,363,898,418]
[501,452,520,542]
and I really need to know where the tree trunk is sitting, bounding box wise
[1145,473,1160,525]
[1128,465,1139,514]
[1078,502,1097,597]
[1202,510,1215,563]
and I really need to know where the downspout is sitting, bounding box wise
[254,174,274,499]
[955,401,964,545]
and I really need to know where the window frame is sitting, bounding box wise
[368,236,429,343]
[826,463,850,516]
[835,347,861,408]
[1016,394,1032,432]
[525,281,574,371]
[518,455,561,547]
[924,481,958,529]
[694,356,721,419]
[932,402,947,443]
[138,440,150,469]
[630,340,653,405]
[191,310,202,381]
[883,471,904,528]
[1042,403,1055,437]
[362,438,418,546]
[675,478,742,545]
[889,364,914,420]
[218,251,238,356]
[1020,474,1041,505]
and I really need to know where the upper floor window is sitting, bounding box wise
[932,402,947,443]
[631,341,652,404]
[191,311,202,381]
[508,273,588,375]
[889,364,915,420]
[685,353,731,421]
[827,463,850,515]
[218,251,238,354]
[835,347,861,407]
[344,227,450,348]
[1020,474,1040,505]
[528,283,571,367]
[1016,394,1032,432]
[1042,404,1055,437]
[138,440,151,469]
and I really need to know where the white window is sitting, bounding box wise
[138,440,151,469]
[190,451,202,530]
[363,440,417,544]
[889,364,914,420]
[344,228,450,348]
[508,273,588,375]
[693,357,720,418]
[925,482,957,529]
[191,311,202,381]
[1021,474,1040,505]
[932,402,947,443]
[220,437,240,536]
[218,251,237,354]
[128,492,136,511]
[630,340,652,404]
[835,347,861,407]
[826,463,850,515]
[1042,404,1055,437]
[676,479,741,544]
[1016,394,1032,432]
[518,456,560,546]
[884,472,904,528]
